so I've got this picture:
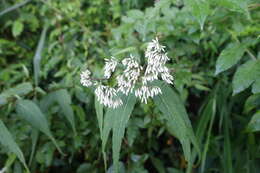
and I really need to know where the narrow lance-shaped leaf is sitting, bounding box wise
[0,120,28,171]
[101,94,136,173]
[34,24,48,86]
[95,95,103,137]
[16,100,63,155]
[112,93,136,173]
[153,81,201,173]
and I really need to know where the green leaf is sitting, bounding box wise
[232,60,260,94]
[101,94,136,173]
[12,21,24,37]
[112,94,136,173]
[16,100,63,155]
[95,95,103,137]
[39,89,76,133]
[0,82,33,106]
[252,79,260,94]
[185,0,210,30]
[34,24,48,85]
[153,82,201,172]
[215,43,246,75]
[244,94,260,114]
[247,111,260,132]
[0,0,31,17]
[197,98,216,173]
[54,89,76,134]
[0,120,28,171]
[217,0,249,17]
[223,111,233,173]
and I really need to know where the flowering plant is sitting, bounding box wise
[80,37,174,108]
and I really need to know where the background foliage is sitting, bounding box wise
[0,0,260,172]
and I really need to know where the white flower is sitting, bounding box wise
[143,37,173,85]
[135,85,162,104]
[117,55,142,94]
[95,85,123,108]
[104,57,118,79]
[80,69,93,87]
[0,167,6,173]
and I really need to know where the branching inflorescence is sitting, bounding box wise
[80,37,174,108]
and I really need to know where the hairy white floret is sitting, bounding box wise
[95,85,123,108]
[104,57,118,79]
[80,37,174,108]
[135,85,162,104]
[143,37,174,85]
[0,167,6,173]
[80,69,93,87]
[117,55,142,95]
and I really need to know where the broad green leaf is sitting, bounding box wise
[217,0,249,16]
[34,24,48,85]
[232,60,260,94]
[54,89,76,134]
[252,79,260,94]
[102,94,136,173]
[0,82,33,106]
[0,120,28,171]
[247,111,260,132]
[16,100,63,154]
[244,94,260,114]
[185,0,210,30]
[215,43,246,75]
[0,0,31,17]
[127,9,144,19]
[12,21,24,37]
[153,82,200,173]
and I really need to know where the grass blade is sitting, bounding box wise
[0,0,31,17]
[33,24,48,86]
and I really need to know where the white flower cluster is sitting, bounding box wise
[143,37,173,85]
[117,55,143,95]
[95,85,123,108]
[104,57,118,79]
[80,69,92,87]
[80,37,173,108]
[0,167,6,173]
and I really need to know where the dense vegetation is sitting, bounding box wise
[0,0,259,172]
